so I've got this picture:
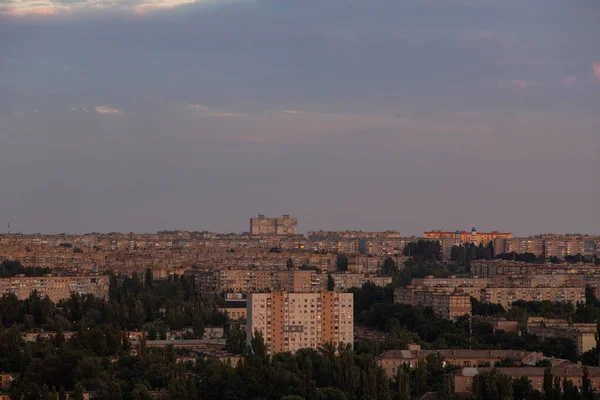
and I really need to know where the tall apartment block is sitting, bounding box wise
[246,291,353,353]
[250,214,298,235]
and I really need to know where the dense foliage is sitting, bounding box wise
[350,283,579,361]
[0,260,50,278]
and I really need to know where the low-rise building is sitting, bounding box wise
[454,366,600,394]
[378,347,541,378]
[527,318,597,354]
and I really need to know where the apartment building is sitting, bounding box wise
[527,318,597,354]
[469,260,599,278]
[503,237,545,255]
[395,287,471,320]
[454,366,600,394]
[307,231,401,240]
[327,274,392,292]
[250,214,297,235]
[482,287,585,309]
[378,347,542,377]
[190,268,388,294]
[424,228,511,246]
[246,291,353,354]
[493,235,599,259]
[0,275,109,302]
[403,275,585,310]
[218,293,247,321]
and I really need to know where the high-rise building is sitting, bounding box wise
[250,214,297,235]
[246,291,353,353]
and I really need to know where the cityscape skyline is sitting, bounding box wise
[2,1,600,398]
[1,220,600,237]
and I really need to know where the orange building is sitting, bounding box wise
[247,291,353,354]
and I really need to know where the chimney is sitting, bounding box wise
[489,350,493,356]
[453,350,456,356]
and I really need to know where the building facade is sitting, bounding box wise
[246,291,353,353]
[250,214,297,235]
[395,287,471,320]
[0,275,109,302]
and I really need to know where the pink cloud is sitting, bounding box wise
[593,62,600,80]
[562,76,576,86]
[498,80,538,89]
[95,106,123,115]
[2,6,60,16]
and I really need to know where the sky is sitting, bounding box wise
[0,0,599,236]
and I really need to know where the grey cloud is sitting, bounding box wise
[0,0,599,234]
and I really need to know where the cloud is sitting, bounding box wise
[186,104,247,118]
[0,0,247,16]
[498,80,538,89]
[594,62,600,80]
[95,106,123,114]
[562,76,576,87]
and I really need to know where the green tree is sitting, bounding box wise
[381,257,397,276]
[441,373,455,400]
[562,377,580,400]
[582,367,595,400]
[226,324,247,354]
[513,376,533,400]
[72,382,85,400]
[58,386,66,400]
[40,385,50,400]
[395,369,410,400]
[414,362,427,396]
[336,253,349,272]
[544,367,554,400]
[144,268,153,288]
[327,274,335,291]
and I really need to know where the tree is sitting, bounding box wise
[41,385,50,400]
[286,258,294,270]
[327,274,335,291]
[562,377,580,400]
[472,370,513,400]
[381,257,397,276]
[513,376,534,400]
[226,324,246,354]
[396,369,410,400]
[552,376,561,400]
[72,382,85,400]
[441,373,455,400]
[544,367,553,400]
[403,240,442,262]
[414,362,427,396]
[582,367,594,400]
[250,329,269,363]
[144,268,153,288]
[336,253,349,272]
[58,387,66,400]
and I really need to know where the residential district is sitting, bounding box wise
[1,215,600,399]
